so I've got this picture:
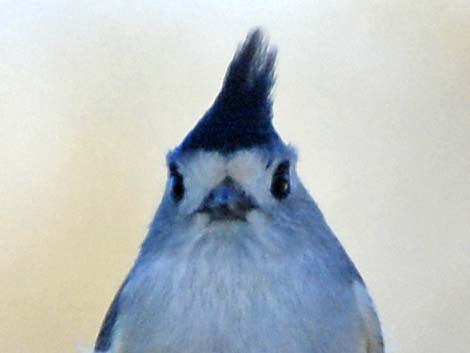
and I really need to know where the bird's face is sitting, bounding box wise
[142,30,318,248]
[164,146,298,228]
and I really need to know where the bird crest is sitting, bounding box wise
[180,28,282,153]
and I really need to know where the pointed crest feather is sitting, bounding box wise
[180,28,281,153]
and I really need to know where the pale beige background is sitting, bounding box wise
[1,1,469,353]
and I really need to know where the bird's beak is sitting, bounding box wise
[198,179,256,221]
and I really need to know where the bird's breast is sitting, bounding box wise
[114,228,365,353]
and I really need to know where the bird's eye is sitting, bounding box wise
[271,160,290,200]
[169,163,184,202]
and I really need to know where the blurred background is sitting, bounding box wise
[1,1,469,352]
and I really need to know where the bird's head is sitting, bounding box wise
[148,29,317,248]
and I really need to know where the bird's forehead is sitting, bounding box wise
[167,147,295,181]
[171,149,267,176]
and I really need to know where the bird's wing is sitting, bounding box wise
[94,277,129,353]
[353,281,384,353]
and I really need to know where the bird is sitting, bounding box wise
[93,28,384,353]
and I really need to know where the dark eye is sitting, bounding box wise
[271,160,290,200]
[169,163,184,202]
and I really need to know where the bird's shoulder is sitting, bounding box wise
[352,281,384,353]
[94,276,130,352]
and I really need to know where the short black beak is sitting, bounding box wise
[198,179,256,221]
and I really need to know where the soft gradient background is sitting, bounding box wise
[1,1,469,352]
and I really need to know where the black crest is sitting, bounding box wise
[180,28,282,153]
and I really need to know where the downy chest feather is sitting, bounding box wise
[115,222,364,353]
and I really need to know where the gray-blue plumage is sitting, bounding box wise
[94,28,383,353]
